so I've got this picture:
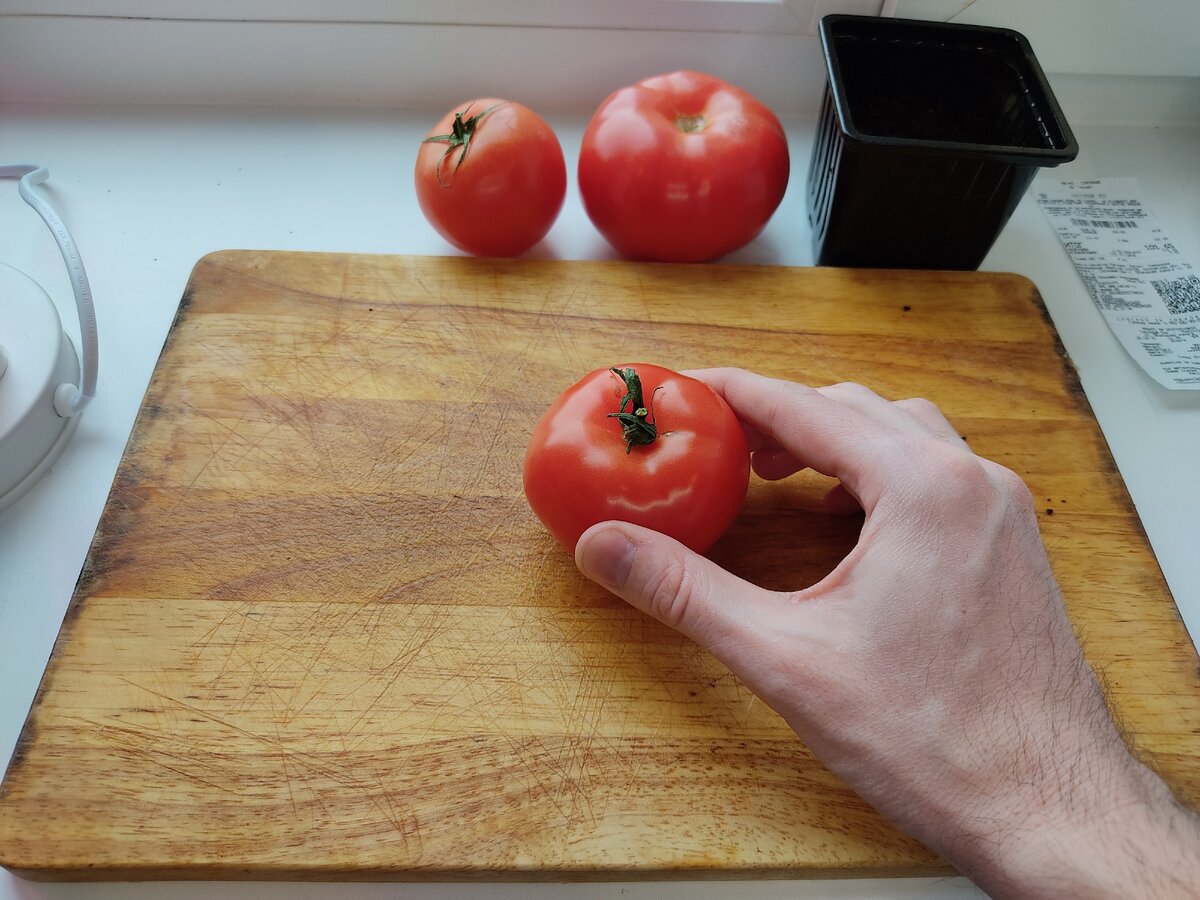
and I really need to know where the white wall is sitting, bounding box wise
[0,0,1196,117]
[895,0,1200,78]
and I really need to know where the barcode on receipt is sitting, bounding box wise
[1069,218,1140,229]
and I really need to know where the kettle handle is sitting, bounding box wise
[1,164,97,417]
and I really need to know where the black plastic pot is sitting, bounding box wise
[807,15,1078,270]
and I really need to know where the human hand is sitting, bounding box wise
[574,368,1200,899]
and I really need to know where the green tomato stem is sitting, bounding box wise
[607,366,658,454]
[421,103,499,187]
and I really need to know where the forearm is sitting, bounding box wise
[863,641,1200,899]
[940,740,1200,898]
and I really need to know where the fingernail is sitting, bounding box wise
[577,527,637,590]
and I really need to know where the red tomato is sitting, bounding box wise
[523,364,750,554]
[415,99,567,257]
[577,71,790,263]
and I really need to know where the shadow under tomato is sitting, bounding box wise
[707,474,864,593]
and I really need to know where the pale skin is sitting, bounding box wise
[574,368,1200,899]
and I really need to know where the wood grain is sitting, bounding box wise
[1,251,1197,881]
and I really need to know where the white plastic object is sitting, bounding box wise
[0,165,98,512]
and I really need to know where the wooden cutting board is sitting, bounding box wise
[2,251,1198,881]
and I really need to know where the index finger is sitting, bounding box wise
[687,367,887,490]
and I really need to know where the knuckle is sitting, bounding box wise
[900,396,941,418]
[921,450,1037,519]
[992,463,1036,512]
[924,446,985,495]
[643,556,697,630]
[827,381,873,398]
[761,383,802,442]
[906,446,993,514]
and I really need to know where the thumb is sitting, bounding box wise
[574,521,767,649]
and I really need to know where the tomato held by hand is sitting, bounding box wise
[523,364,750,554]
[415,99,567,257]
[578,71,790,263]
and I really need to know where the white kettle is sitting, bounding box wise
[0,165,98,512]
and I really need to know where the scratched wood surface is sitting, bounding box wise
[2,251,1198,881]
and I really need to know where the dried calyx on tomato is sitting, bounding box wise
[421,103,499,187]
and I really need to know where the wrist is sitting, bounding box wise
[943,742,1200,899]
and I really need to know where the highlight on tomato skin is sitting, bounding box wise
[414,98,567,258]
[522,363,751,555]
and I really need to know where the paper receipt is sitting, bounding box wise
[1037,177,1200,390]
